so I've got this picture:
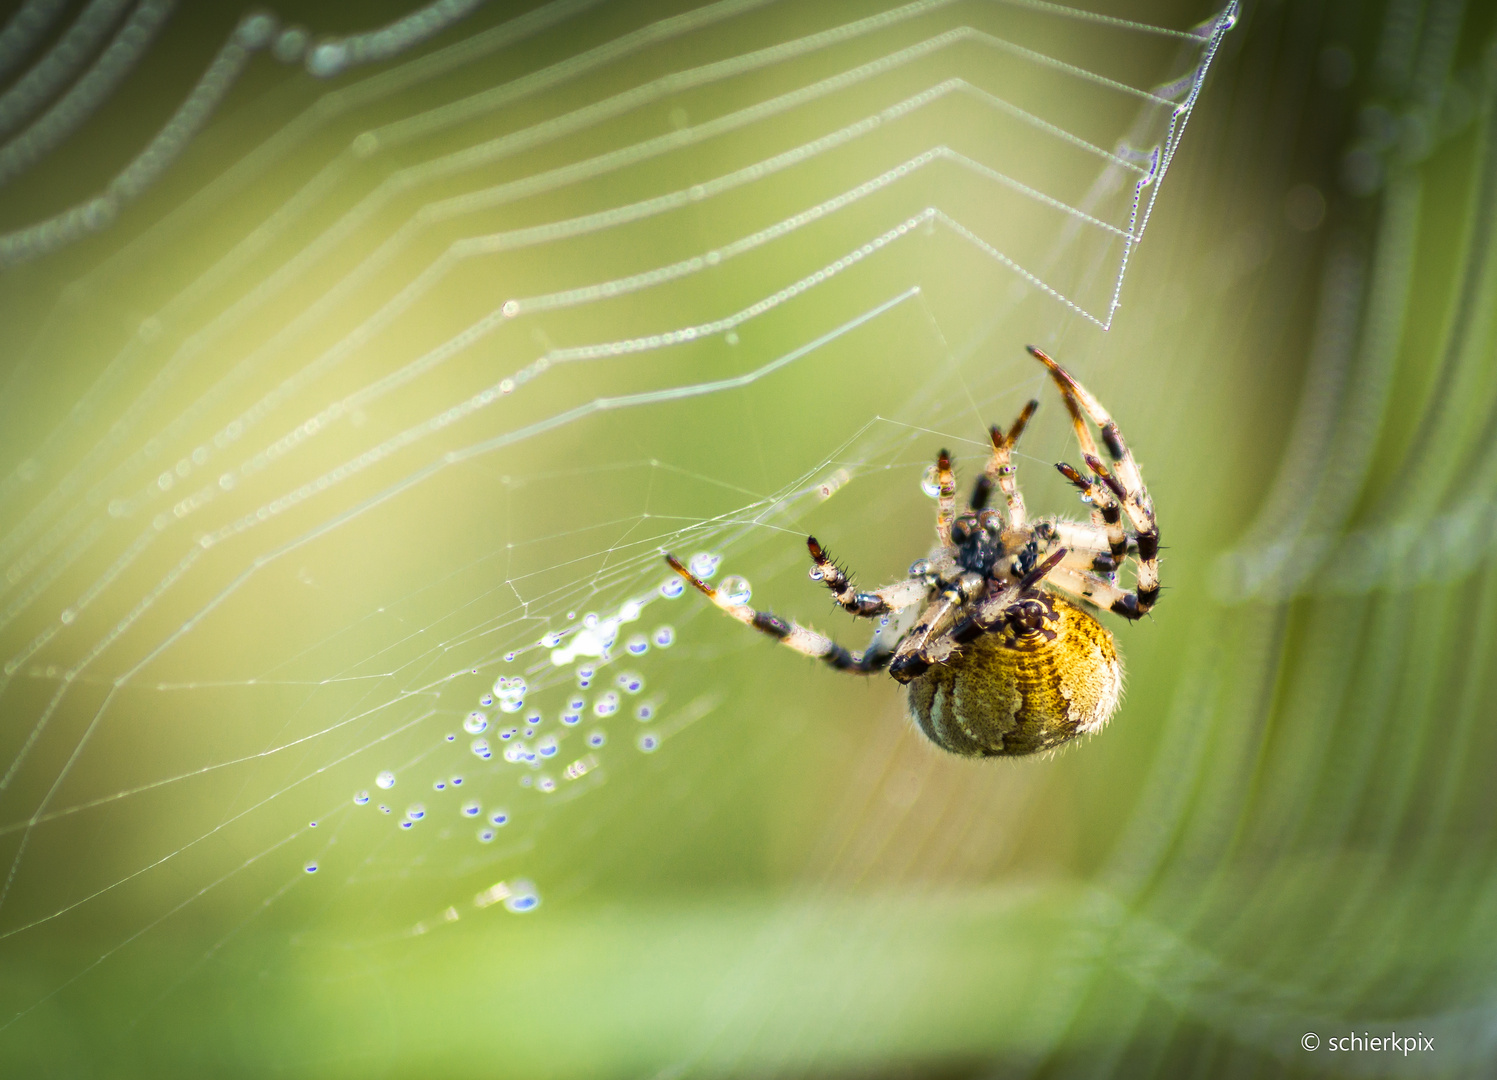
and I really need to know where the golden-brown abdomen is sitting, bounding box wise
[906,595,1122,757]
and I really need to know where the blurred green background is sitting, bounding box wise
[0,0,1495,1076]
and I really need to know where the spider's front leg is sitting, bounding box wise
[1028,346,1160,617]
[806,536,928,617]
[664,554,891,674]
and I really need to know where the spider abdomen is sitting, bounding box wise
[906,595,1122,757]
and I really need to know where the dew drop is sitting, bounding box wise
[461,801,481,817]
[588,731,607,748]
[464,712,488,734]
[305,862,318,873]
[479,693,494,707]
[406,804,425,821]
[594,692,619,716]
[617,673,643,693]
[451,776,463,786]
[809,566,824,581]
[504,651,517,662]
[538,737,558,758]
[471,738,490,758]
[920,464,942,497]
[653,626,675,648]
[638,734,660,752]
[401,821,413,829]
[489,810,509,826]
[477,829,496,843]
[537,777,556,793]
[353,791,370,805]
[719,575,751,605]
[541,632,562,648]
[688,552,720,579]
[561,711,580,726]
[433,780,446,791]
[626,634,649,655]
[660,577,684,598]
[636,703,654,721]
[504,882,540,913]
[375,771,395,790]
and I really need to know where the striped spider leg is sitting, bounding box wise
[1028,345,1160,619]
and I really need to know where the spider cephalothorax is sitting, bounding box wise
[665,346,1159,757]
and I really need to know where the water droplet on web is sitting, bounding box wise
[689,552,720,578]
[561,710,580,726]
[577,665,594,688]
[594,692,619,716]
[920,465,942,497]
[504,651,517,662]
[464,712,488,734]
[379,805,391,814]
[489,810,509,826]
[537,777,556,793]
[636,703,655,721]
[538,737,558,757]
[626,634,649,655]
[541,631,562,648]
[617,672,643,693]
[353,791,370,805]
[375,771,395,790]
[433,780,446,791]
[401,821,413,829]
[305,862,318,873]
[661,577,684,598]
[719,575,751,605]
[406,805,425,821]
[494,676,527,713]
[653,626,675,648]
[588,731,607,748]
[462,801,480,817]
[451,776,463,786]
[480,694,494,707]
[477,829,495,843]
[503,882,540,913]
[638,734,660,752]
[471,738,490,758]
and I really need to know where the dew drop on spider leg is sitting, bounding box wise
[688,552,720,579]
[660,577,684,598]
[920,465,942,498]
[719,576,751,605]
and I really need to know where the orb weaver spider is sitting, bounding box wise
[665,346,1159,756]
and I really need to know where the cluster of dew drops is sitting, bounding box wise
[342,550,745,877]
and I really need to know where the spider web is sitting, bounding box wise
[0,0,1235,1066]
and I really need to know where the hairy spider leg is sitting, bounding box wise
[932,449,957,547]
[1056,461,1129,566]
[970,399,1039,527]
[887,568,989,682]
[805,536,929,618]
[664,554,891,674]
[1053,520,1133,579]
[1028,346,1159,611]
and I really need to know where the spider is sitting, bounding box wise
[664,346,1159,757]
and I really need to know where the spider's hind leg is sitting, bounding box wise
[665,554,891,674]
